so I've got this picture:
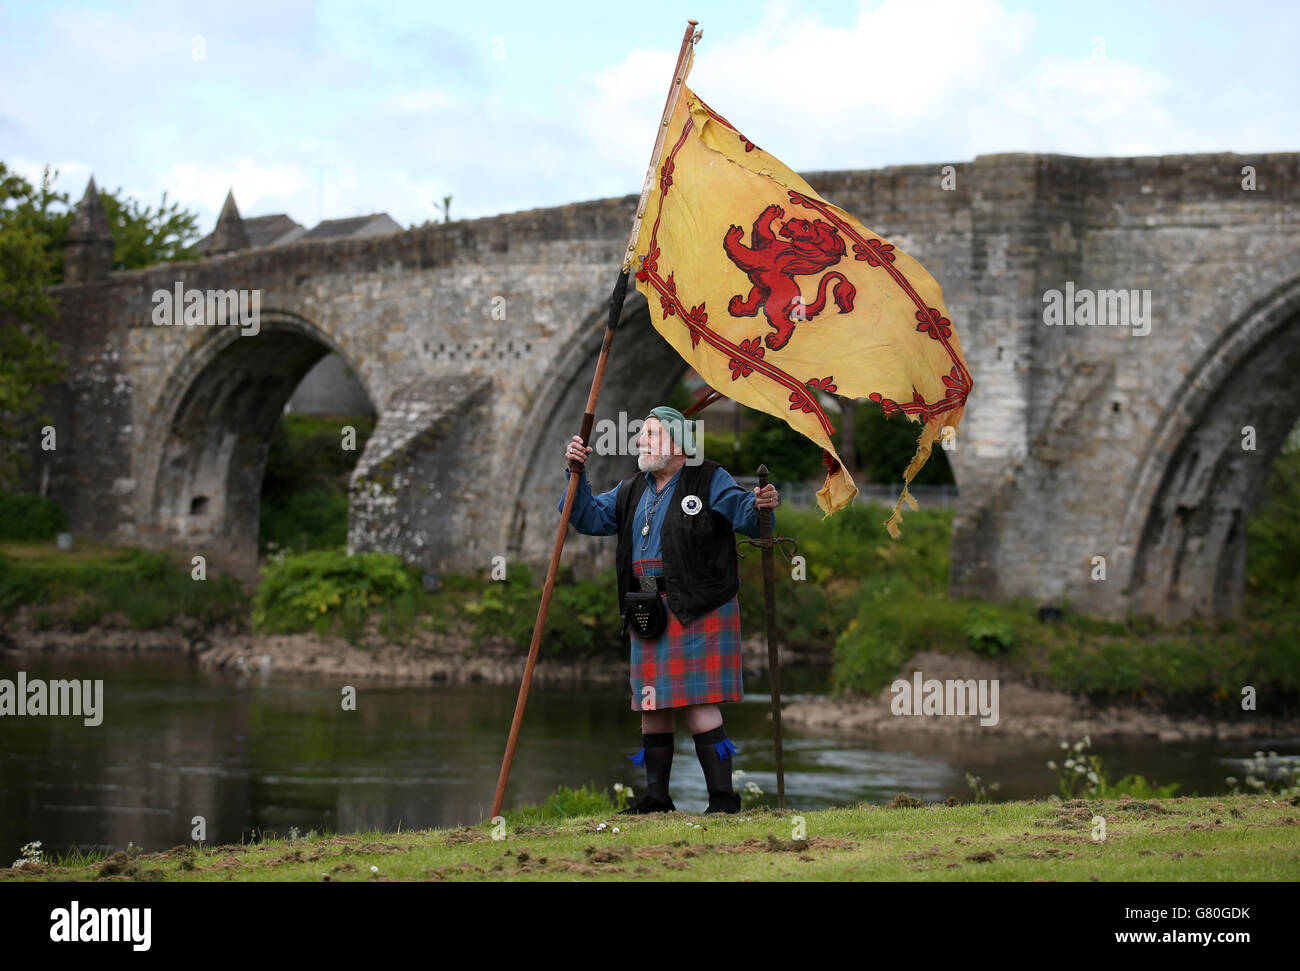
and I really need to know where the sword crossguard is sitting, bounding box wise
[736,535,799,562]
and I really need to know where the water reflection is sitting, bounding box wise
[0,654,1294,857]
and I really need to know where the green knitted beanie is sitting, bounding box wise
[646,405,697,457]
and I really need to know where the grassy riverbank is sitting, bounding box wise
[4,449,1299,711]
[0,540,247,632]
[4,795,1296,882]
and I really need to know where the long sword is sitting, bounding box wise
[738,463,798,809]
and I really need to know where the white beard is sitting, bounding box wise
[638,452,668,473]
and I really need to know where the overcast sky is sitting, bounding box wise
[2,0,1295,235]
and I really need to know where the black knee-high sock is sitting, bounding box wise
[693,725,739,810]
[629,731,675,804]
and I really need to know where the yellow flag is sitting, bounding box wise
[632,82,972,536]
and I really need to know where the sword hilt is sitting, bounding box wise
[736,535,799,560]
[738,463,799,559]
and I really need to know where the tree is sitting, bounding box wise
[851,398,955,486]
[100,189,200,271]
[1246,430,1300,606]
[0,163,67,486]
[0,162,202,485]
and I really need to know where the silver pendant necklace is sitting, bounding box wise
[640,479,670,547]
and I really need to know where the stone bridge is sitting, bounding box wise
[28,150,1300,622]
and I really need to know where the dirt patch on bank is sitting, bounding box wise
[2,610,800,687]
[0,609,631,685]
[782,650,1300,741]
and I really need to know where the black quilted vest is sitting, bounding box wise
[614,459,741,630]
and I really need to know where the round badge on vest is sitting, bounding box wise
[681,494,702,516]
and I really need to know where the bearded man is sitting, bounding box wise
[558,405,779,814]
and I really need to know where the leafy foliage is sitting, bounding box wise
[963,605,1014,657]
[98,189,200,271]
[832,588,972,697]
[701,412,825,481]
[259,414,375,554]
[1,163,202,486]
[500,783,616,827]
[0,493,66,540]
[1046,737,1180,800]
[260,488,352,554]
[1246,436,1300,612]
[0,164,68,486]
[851,399,955,486]
[252,550,413,641]
[0,542,247,628]
[461,562,621,658]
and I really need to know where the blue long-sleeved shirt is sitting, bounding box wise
[558,464,760,558]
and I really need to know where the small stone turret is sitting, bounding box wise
[207,190,250,255]
[63,176,115,284]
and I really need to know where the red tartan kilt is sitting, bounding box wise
[629,557,744,711]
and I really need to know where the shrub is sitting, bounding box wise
[1246,441,1300,613]
[258,413,375,554]
[500,783,615,827]
[964,605,1014,657]
[0,544,247,627]
[459,562,622,657]
[252,549,413,642]
[832,589,973,696]
[0,493,66,540]
[259,488,350,553]
[1046,736,1179,800]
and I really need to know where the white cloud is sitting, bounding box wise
[159,160,310,217]
[9,157,92,199]
[387,89,453,114]
[570,0,1205,176]
[3,0,1292,232]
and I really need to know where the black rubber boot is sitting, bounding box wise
[693,726,742,814]
[619,732,676,814]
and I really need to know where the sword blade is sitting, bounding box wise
[756,464,785,809]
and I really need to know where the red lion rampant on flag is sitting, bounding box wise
[723,204,857,351]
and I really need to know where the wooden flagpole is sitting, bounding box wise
[489,18,702,821]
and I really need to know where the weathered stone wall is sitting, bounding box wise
[27,151,1300,619]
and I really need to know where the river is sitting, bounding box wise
[1,654,1293,858]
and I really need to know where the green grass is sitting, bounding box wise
[0,540,248,629]
[258,413,374,555]
[5,796,1296,882]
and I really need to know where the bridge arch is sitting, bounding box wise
[502,288,688,573]
[136,309,376,576]
[1121,273,1300,620]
